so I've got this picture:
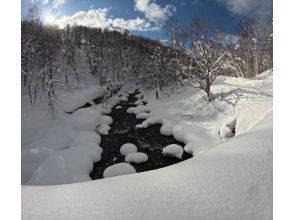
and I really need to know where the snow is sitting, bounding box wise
[22,106,272,219]
[135,112,149,120]
[22,71,272,219]
[125,152,148,163]
[26,143,102,185]
[21,85,122,185]
[61,84,120,113]
[102,115,113,126]
[135,94,143,99]
[97,124,111,135]
[103,163,137,178]
[162,144,184,159]
[115,106,122,109]
[120,143,138,156]
[70,133,101,146]
[134,100,143,105]
[119,96,128,101]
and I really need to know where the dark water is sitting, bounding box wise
[90,91,192,179]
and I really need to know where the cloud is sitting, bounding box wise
[134,0,176,23]
[110,17,156,31]
[53,8,156,31]
[55,9,110,28]
[217,0,272,17]
[53,0,65,8]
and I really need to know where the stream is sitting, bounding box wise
[90,91,192,179]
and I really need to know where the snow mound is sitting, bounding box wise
[219,119,236,140]
[120,143,138,156]
[70,133,101,146]
[162,144,184,159]
[135,94,143,99]
[103,163,136,178]
[160,119,174,136]
[26,144,102,185]
[127,89,135,94]
[126,107,135,114]
[102,115,113,126]
[70,108,102,131]
[135,100,143,106]
[119,96,128,101]
[115,106,122,109]
[97,124,111,135]
[99,107,112,115]
[136,112,149,120]
[125,152,148,163]
[71,142,103,155]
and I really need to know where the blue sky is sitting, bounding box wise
[22,0,272,40]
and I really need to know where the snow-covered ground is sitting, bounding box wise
[22,70,272,219]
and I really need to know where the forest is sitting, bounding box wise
[22,6,272,117]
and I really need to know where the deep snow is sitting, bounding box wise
[22,70,273,219]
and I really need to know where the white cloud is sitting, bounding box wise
[53,0,65,8]
[55,9,109,28]
[134,0,176,23]
[217,0,272,16]
[53,8,155,31]
[110,17,156,31]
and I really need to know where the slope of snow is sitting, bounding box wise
[22,71,272,219]
[21,85,126,185]
[22,104,272,219]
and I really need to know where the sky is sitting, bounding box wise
[21,0,273,40]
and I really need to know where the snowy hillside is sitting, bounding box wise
[22,70,272,219]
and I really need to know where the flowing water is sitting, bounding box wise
[90,91,192,179]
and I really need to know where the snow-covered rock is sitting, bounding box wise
[136,112,149,120]
[162,144,184,159]
[102,115,113,126]
[120,143,138,156]
[135,94,143,99]
[115,106,122,109]
[127,89,135,94]
[125,152,148,163]
[127,107,135,114]
[135,100,143,106]
[119,96,128,101]
[103,163,136,178]
[160,119,174,136]
[97,124,111,135]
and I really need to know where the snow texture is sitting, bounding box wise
[22,71,272,219]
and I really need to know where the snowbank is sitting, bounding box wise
[103,163,137,178]
[21,90,118,185]
[22,107,272,219]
